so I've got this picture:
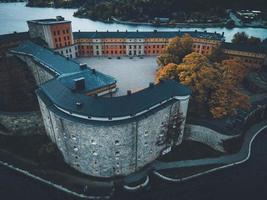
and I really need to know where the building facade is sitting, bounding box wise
[74,30,224,58]
[8,17,267,179]
[27,16,77,58]
[222,42,267,69]
[10,40,191,178]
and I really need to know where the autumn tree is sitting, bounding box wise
[208,45,226,62]
[155,63,179,83]
[157,34,193,67]
[209,59,250,118]
[156,52,250,118]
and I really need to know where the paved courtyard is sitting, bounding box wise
[76,56,158,96]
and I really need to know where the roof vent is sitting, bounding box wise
[195,30,197,32]
[56,16,64,21]
[222,32,225,36]
[136,30,139,32]
[154,30,157,33]
[149,82,154,88]
[127,90,132,96]
[126,30,128,32]
[76,102,83,108]
[80,63,87,70]
[92,69,96,74]
[117,30,119,32]
[74,77,85,91]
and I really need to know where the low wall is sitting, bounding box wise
[0,111,44,136]
[184,124,237,152]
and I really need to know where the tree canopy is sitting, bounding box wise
[232,32,264,45]
[156,53,251,118]
[157,34,193,67]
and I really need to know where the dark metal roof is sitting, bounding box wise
[37,79,191,120]
[27,18,71,25]
[58,69,116,93]
[222,42,267,54]
[73,31,224,41]
[10,41,116,94]
[0,32,30,44]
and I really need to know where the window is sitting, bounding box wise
[57,30,60,35]
[91,139,96,145]
[63,30,65,34]
[115,140,120,145]
[55,38,57,42]
[66,29,69,33]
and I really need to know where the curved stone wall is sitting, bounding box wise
[184,124,236,152]
[38,96,189,177]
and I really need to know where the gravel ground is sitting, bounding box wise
[76,56,158,96]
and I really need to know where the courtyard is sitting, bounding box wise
[76,56,158,96]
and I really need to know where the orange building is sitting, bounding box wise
[73,30,223,58]
[27,16,77,58]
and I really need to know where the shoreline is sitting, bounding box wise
[3,3,266,29]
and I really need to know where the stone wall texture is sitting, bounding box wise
[13,53,190,178]
[16,55,55,85]
[184,124,236,152]
[0,111,44,135]
[38,96,189,178]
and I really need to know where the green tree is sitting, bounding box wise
[232,32,249,44]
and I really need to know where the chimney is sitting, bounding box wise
[92,69,96,74]
[56,16,64,21]
[127,90,132,96]
[74,77,85,91]
[76,102,83,108]
[79,63,87,70]
[154,30,157,33]
[149,82,154,88]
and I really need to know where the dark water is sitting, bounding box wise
[1,3,267,42]
[0,129,266,200]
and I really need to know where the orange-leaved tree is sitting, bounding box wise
[157,33,193,67]
[156,52,250,118]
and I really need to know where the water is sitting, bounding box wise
[1,2,267,42]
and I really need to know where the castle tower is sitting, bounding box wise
[27,16,77,58]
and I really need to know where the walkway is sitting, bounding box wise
[152,120,267,181]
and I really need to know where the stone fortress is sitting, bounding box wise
[8,16,267,179]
